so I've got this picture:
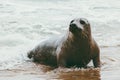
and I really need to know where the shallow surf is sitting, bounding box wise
[0,0,120,80]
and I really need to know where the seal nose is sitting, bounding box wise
[69,23,78,32]
[70,24,77,28]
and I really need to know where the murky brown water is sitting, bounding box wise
[0,63,101,80]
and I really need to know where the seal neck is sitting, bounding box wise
[68,31,92,43]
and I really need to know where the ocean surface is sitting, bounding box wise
[0,0,120,80]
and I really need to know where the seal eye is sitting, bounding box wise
[70,20,74,23]
[80,20,86,25]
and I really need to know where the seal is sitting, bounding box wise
[28,18,100,68]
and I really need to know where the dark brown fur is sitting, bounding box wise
[28,18,100,68]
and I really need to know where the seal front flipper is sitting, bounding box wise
[93,54,100,68]
[91,40,101,68]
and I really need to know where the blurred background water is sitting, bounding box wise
[0,0,120,79]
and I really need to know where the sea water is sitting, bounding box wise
[0,0,120,73]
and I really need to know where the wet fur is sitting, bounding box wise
[28,18,100,68]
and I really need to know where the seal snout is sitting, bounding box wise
[69,23,82,33]
[69,23,78,33]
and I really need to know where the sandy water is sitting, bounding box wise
[0,0,120,80]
